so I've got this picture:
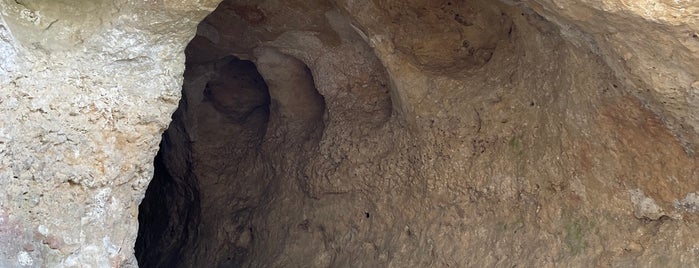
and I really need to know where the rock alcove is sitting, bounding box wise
[1,0,698,267]
[133,0,699,267]
[135,43,328,267]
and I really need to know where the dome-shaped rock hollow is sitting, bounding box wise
[1,0,698,267]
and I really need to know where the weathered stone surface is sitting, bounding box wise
[0,0,219,266]
[527,0,699,154]
[2,0,699,267]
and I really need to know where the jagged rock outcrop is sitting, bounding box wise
[1,0,698,267]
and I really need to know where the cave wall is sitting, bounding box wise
[0,0,219,266]
[528,0,699,154]
[1,0,698,267]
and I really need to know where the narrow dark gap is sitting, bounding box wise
[134,134,200,268]
[135,54,274,267]
[133,11,331,265]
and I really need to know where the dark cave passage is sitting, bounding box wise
[135,141,200,267]
[135,0,528,266]
[134,8,329,264]
[135,55,274,267]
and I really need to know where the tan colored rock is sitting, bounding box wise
[527,0,699,153]
[0,0,219,266]
[2,0,699,267]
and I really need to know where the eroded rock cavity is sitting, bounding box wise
[1,0,698,267]
[136,34,328,266]
[134,0,699,267]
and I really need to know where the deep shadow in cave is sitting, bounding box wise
[134,138,201,267]
[134,12,329,266]
[135,53,276,267]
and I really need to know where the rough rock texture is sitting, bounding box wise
[0,0,219,267]
[2,0,699,267]
[527,0,699,154]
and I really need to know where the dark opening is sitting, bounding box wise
[134,10,329,265]
[135,55,276,267]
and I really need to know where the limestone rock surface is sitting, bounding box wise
[1,0,699,267]
[0,0,219,267]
